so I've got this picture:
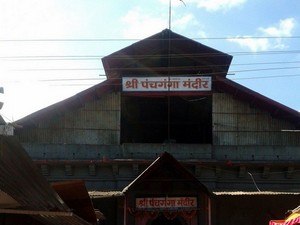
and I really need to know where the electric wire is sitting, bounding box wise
[4,72,300,85]
[40,73,300,86]
[2,49,300,60]
[2,40,300,85]
[10,65,300,75]
[196,164,300,177]
[1,35,300,42]
[7,59,300,70]
[1,37,299,183]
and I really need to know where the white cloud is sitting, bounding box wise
[158,0,246,12]
[228,18,296,52]
[228,36,270,52]
[0,0,82,39]
[121,7,167,39]
[189,0,247,12]
[121,7,201,39]
[172,13,195,29]
[259,18,295,37]
[158,0,186,7]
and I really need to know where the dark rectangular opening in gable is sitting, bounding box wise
[121,95,212,144]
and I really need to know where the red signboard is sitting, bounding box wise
[136,197,197,209]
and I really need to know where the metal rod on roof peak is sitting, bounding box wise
[168,0,186,30]
[169,0,171,30]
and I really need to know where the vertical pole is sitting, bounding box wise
[167,13,172,145]
[208,198,211,225]
[123,196,127,225]
[169,0,172,30]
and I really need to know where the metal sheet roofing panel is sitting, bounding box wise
[0,135,94,225]
[213,191,300,196]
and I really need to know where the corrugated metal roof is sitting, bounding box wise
[0,191,20,208]
[14,77,300,128]
[52,181,97,223]
[0,135,94,225]
[0,135,68,211]
[214,76,300,126]
[89,191,124,199]
[88,190,300,199]
[33,214,92,225]
[213,191,300,196]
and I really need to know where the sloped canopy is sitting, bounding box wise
[270,206,300,225]
[122,152,211,196]
[284,212,300,225]
[0,135,96,225]
[102,29,233,78]
[52,181,98,224]
[270,213,300,225]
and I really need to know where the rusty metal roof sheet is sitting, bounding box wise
[0,135,94,225]
[88,190,300,200]
[89,191,124,199]
[52,180,97,223]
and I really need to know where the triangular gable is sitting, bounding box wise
[122,152,211,196]
[102,29,233,78]
[14,31,300,128]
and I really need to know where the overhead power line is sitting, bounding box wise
[43,73,300,87]
[13,68,102,71]
[1,35,300,42]
[2,50,300,61]
[11,65,300,73]
[4,71,296,87]
[232,73,300,80]
[230,66,300,73]
[36,72,300,83]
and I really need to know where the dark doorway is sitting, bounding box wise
[121,95,212,144]
[151,214,183,225]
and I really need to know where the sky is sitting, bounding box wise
[0,0,300,122]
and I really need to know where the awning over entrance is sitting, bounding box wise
[270,207,300,225]
[284,213,300,225]
[122,152,212,225]
[269,220,286,225]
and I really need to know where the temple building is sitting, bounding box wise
[13,29,300,225]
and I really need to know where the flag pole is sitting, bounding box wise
[169,0,172,30]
